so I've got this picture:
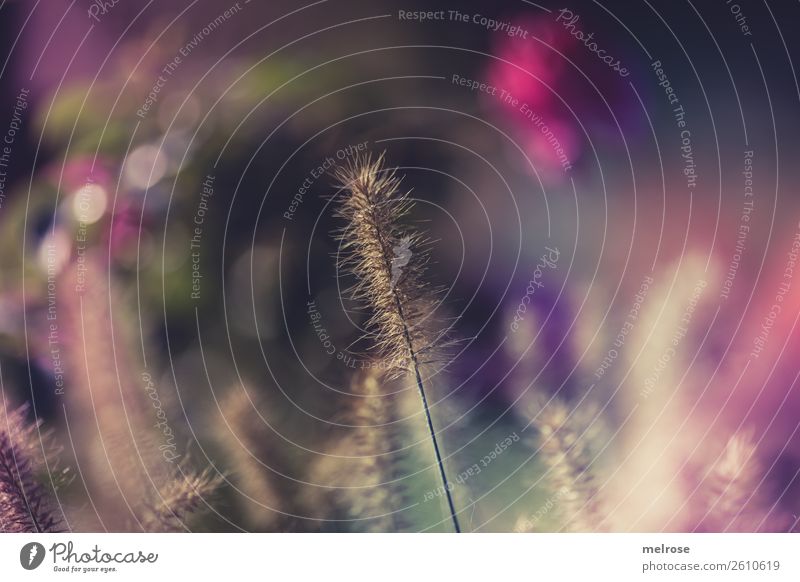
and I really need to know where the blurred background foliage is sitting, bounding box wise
[0,0,799,532]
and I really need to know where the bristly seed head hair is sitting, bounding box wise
[698,430,785,532]
[306,369,403,532]
[140,464,222,532]
[330,152,461,532]
[0,403,64,533]
[332,152,441,379]
[533,398,607,532]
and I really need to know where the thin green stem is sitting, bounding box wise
[358,181,461,533]
[397,301,461,533]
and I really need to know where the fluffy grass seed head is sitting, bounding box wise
[533,398,606,532]
[332,153,442,378]
[306,370,402,532]
[140,463,222,532]
[699,431,779,532]
[0,403,65,533]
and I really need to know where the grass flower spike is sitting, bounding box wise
[0,403,64,532]
[307,370,402,531]
[331,153,460,532]
[534,399,606,532]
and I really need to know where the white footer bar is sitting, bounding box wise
[1,533,797,581]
